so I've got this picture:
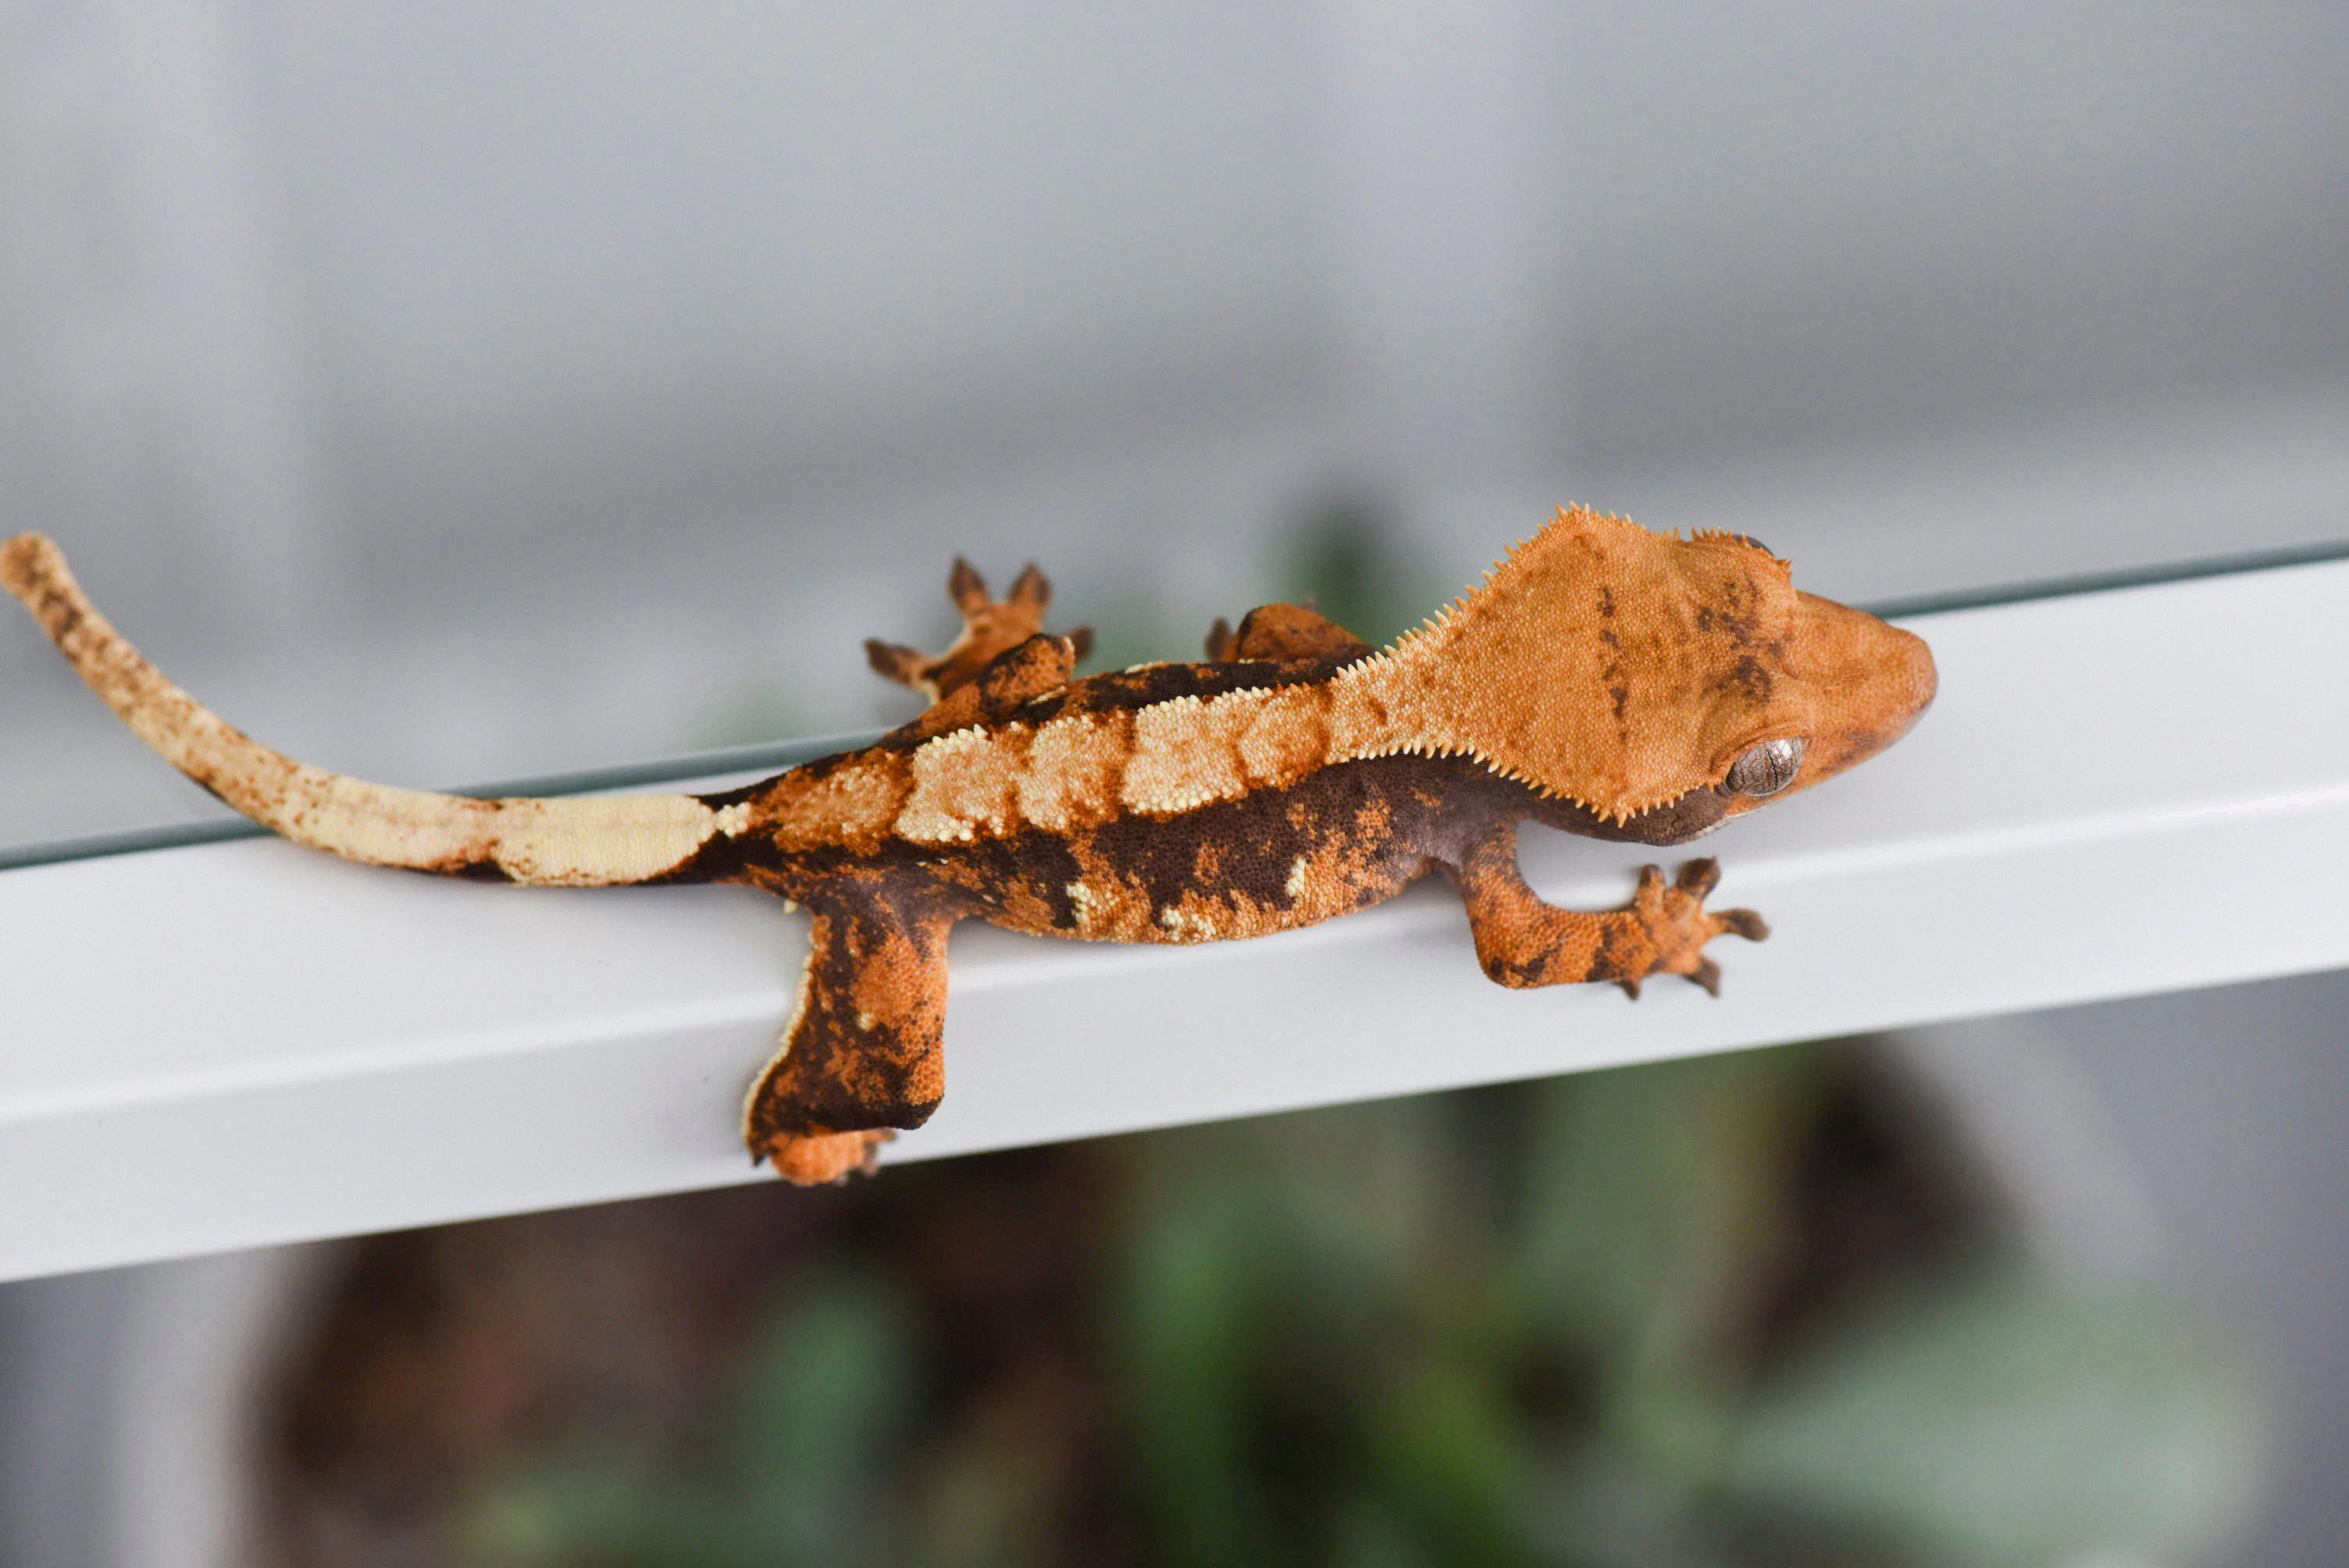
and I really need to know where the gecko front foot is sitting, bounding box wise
[1622,858,1769,998]
[865,558,1092,701]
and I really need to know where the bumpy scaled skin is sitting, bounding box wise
[2,508,1937,1184]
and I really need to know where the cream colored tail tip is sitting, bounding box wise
[1,533,62,600]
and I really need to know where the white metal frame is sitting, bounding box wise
[4,559,2347,1281]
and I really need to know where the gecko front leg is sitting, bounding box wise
[1449,828,1768,997]
[744,893,956,1184]
[1203,600,1373,664]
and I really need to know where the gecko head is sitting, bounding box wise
[1381,506,1936,833]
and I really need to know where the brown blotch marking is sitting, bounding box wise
[1592,916,1642,984]
[1082,658,1315,711]
[1727,654,1774,703]
[1003,756,1496,944]
[434,857,518,884]
[1598,620,1631,736]
[925,828,1090,931]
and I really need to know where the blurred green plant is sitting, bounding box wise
[453,1045,2258,1567]
[1275,496,1430,650]
[458,1267,918,1566]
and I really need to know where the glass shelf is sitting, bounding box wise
[11,529,2349,875]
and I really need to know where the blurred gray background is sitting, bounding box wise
[2,0,2345,846]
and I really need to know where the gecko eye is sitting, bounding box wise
[1726,738,1805,796]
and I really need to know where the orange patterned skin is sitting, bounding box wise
[3,508,1936,1183]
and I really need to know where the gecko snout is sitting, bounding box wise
[1781,592,1937,789]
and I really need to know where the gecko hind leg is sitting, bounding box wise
[867,558,1092,702]
[744,897,955,1185]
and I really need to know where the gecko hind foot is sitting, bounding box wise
[761,1128,895,1186]
[867,558,1091,701]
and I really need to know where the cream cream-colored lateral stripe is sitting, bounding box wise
[1,533,744,886]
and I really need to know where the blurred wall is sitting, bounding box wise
[2,0,2345,845]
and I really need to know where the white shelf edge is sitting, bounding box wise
[4,558,2347,1281]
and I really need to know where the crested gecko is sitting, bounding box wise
[2,508,1936,1184]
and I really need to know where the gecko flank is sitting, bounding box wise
[2,508,1936,1185]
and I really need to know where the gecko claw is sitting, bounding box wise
[1618,975,1644,1000]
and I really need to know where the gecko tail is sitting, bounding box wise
[2,533,745,887]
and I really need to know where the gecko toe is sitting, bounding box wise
[947,556,989,612]
[1715,907,1770,943]
[1675,857,1721,897]
[1009,562,1051,610]
[1687,956,1722,996]
[1618,975,1645,1000]
[865,638,924,682]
